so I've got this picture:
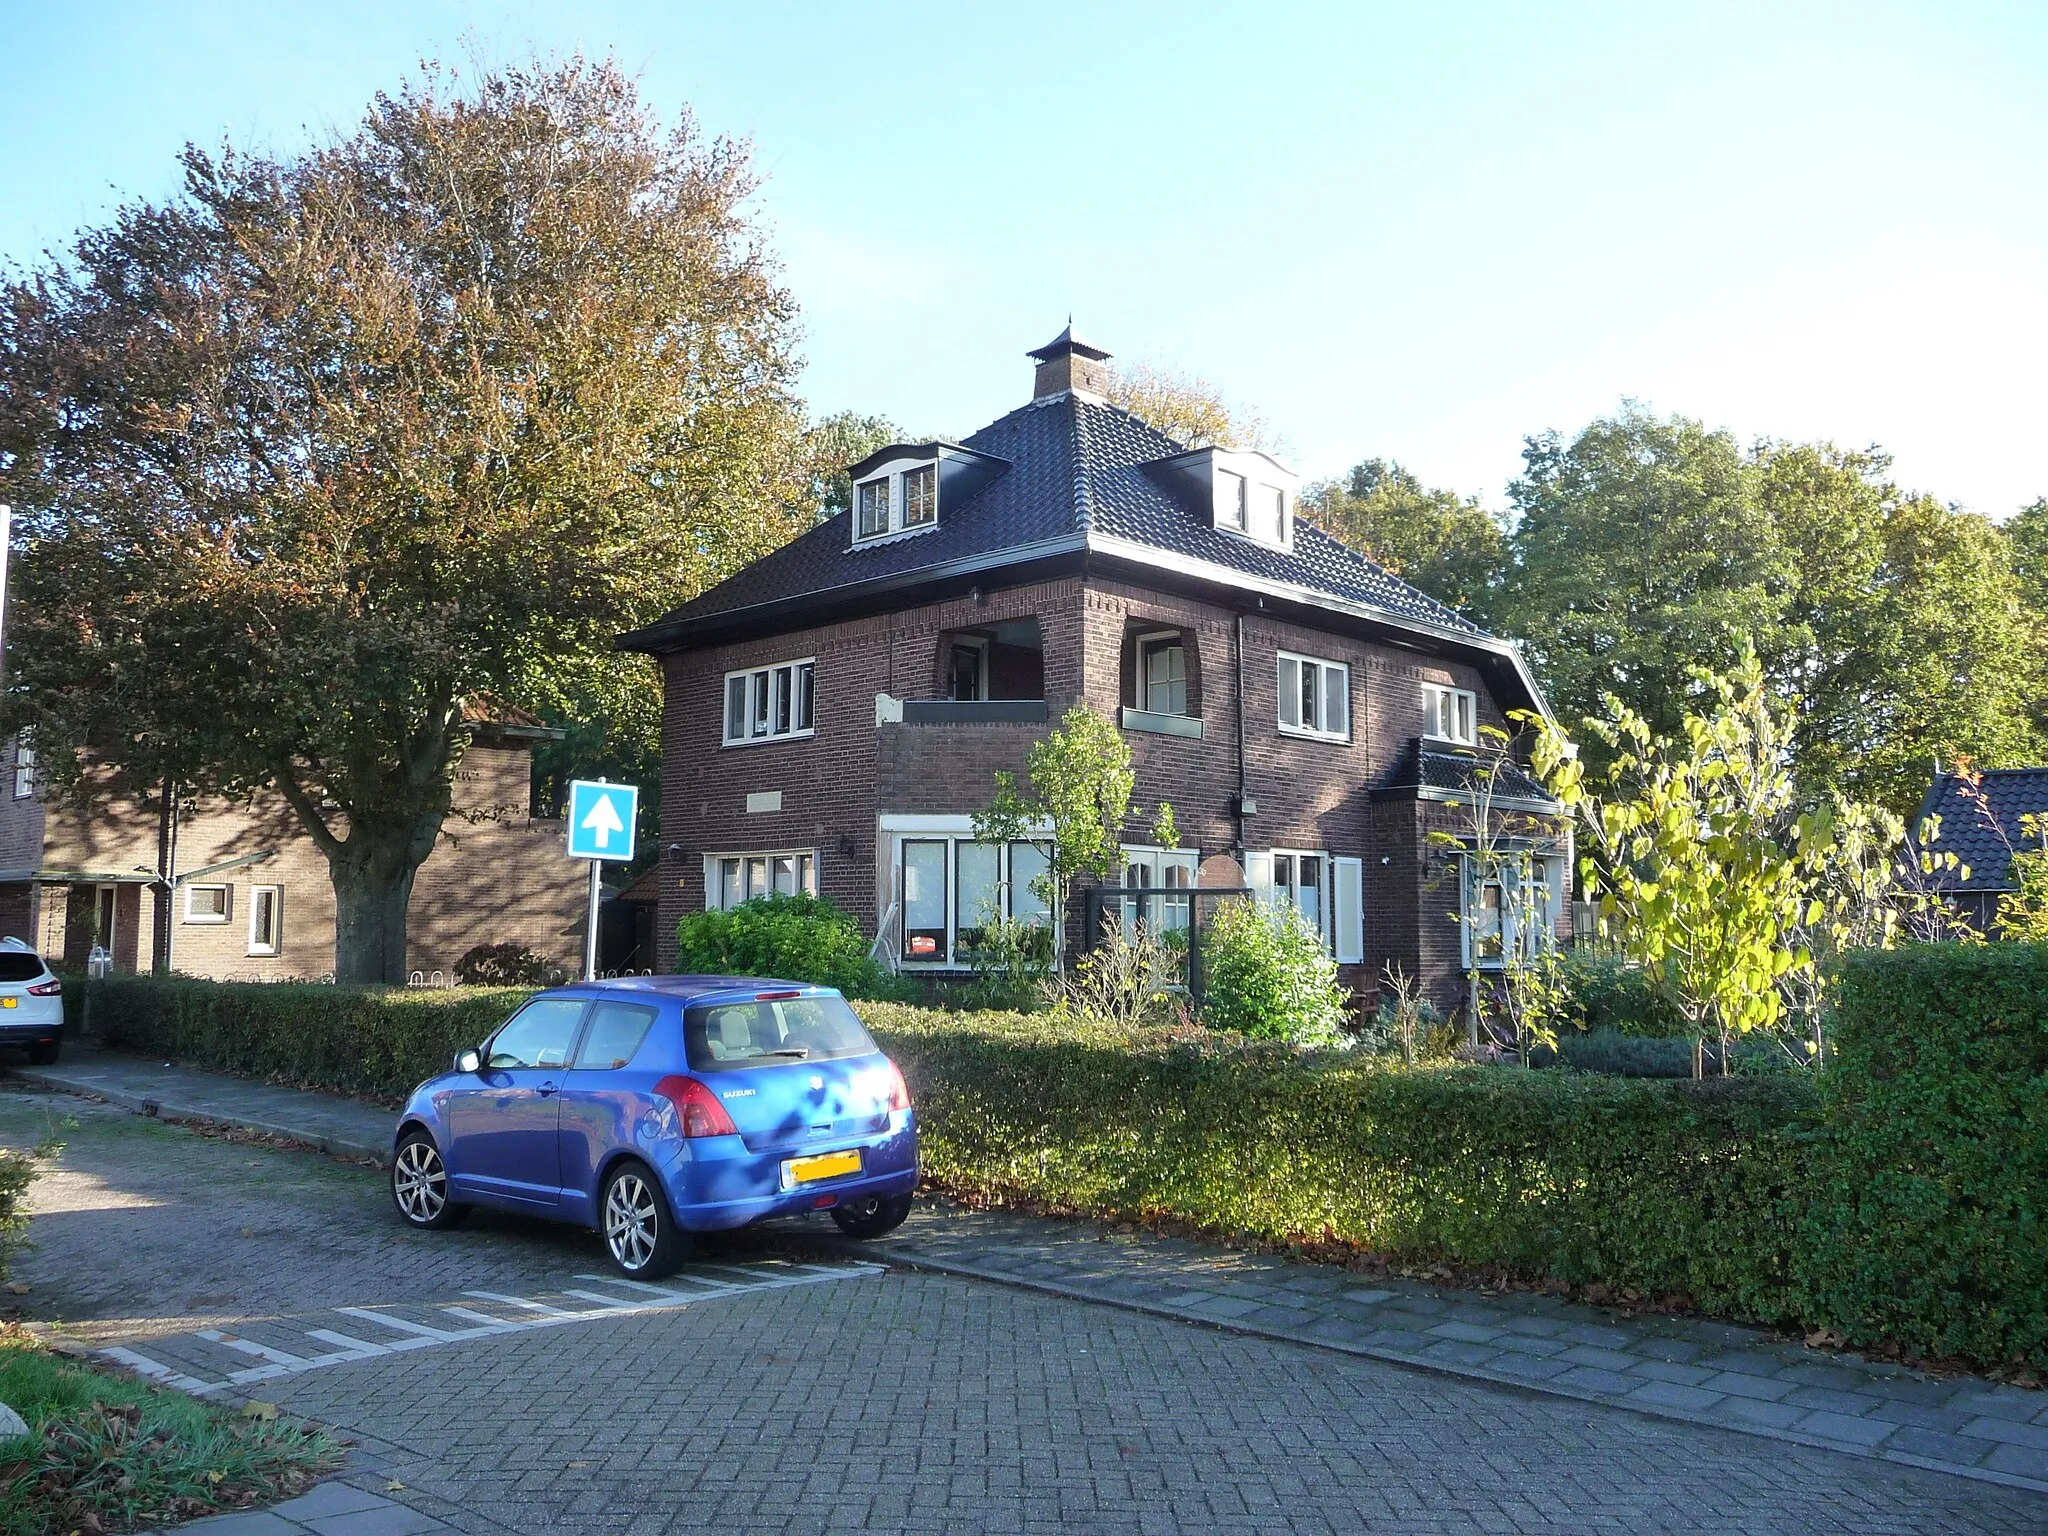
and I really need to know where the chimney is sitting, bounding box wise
[1027,324,1112,400]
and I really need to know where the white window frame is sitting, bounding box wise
[1200,449,1296,550]
[246,885,283,956]
[1423,682,1479,746]
[1248,848,1340,951]
[1135,631,1189,717]
[1276,651,1351,742]
[851,458,941,544]
[947,636,990,702]
[722,658,817,747]
[704,849,819,911]
[1460,850,1566,968]
[879,816,1054,969]
[12,737,33,799]
[1115,843,1199,937]
[183,883,231,924]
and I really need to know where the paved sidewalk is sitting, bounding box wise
[14,1046,2047,1506]
[183,1477,454,1536]
[813,1202,2048,1497]
[9,1044,393,1161]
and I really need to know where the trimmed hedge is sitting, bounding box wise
[1797,944,2048,1367]
[77,975,527,1103]
[859,1001,1813,1318]
[66,947,2048,1368]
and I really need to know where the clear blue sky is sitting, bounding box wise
[5,2,2044,515]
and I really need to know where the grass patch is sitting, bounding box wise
[0,1326,342,1536]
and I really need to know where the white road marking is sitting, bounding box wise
[100,1345,215,1393]
[461,1289,583,1318]
[96,1260,881,1396]
[335,1307,482,1341]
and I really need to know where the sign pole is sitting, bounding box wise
[583,857,601,982]
[565,777,638,983]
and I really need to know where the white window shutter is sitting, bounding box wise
[1246,850,1274,910]
[1333,857,1364,965]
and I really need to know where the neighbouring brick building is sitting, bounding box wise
[622,328,1567,1009]
[0,720,588,981]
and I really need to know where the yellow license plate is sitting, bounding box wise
[785,1148,861,1185]
[1,997,15,1008]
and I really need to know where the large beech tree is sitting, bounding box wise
[0,58,806,981]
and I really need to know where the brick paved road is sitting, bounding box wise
[6,1088,2047,1535]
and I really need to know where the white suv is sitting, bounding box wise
[0,937,63,1064]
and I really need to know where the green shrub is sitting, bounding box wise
[674,893,910,1000]
[1199,899,1348,1044]
[0,1139,54,1285]
[1557,952,1687,1037]
[1799,943,2048,1366]
[1549,1027,1783,1078]
[84,974,528,1102]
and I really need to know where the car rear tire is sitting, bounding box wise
[829,1193,912,1240]
[600,1160,690,1280]
[25,1039,59,1066]
[391,1130,467,1230]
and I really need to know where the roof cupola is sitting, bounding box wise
[1027,323,1112,401]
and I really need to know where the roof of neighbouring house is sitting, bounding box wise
[1910,768,2048,892]
[618,343,1546,715]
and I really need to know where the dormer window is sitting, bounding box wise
[856,478,890,539]
[1143,446,1299,552]
[1218,469,1247,532]
[1423,682,1477,746]
[852,458,940,543]
[903,464,936,529]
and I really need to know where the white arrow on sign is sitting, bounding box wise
[580,792,625,851]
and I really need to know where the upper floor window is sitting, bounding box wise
[903,464,937,528]
[1138,634,1187,716]
[856,478,890,539]
[1277,651,1350,741]
[723,659,816,746]
[1423,682,1477,746]
[1217,469,1247,532]
[852,460,939,542]
[11,737,32,799]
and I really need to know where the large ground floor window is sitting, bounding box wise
[1248,848,1365,965]
[1460,849,1566,967]
[704,849,817,910]
[884,815,1051,968]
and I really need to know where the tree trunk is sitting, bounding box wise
[326,820,439,985]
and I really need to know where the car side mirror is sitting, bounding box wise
[455,1048,482,1074]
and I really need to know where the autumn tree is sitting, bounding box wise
[0,57,807,981]
[1102,363,1275,451]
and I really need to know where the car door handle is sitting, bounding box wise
[537,1081,559,1097]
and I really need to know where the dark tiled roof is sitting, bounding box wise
[1911,769,2048,891]
[1374,743,1560,809]
[628,391,1484,646]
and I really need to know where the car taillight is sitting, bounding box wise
[884,1061,911,1111]
[26,979,60,997]
[655,1075,738,1138]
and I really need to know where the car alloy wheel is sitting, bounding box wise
[391,1133,465,1230]
[605,1171,661,1271]
[599,1161,689,1279]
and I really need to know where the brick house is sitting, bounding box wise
[622,328,1566,1008]
[0,719,588,981]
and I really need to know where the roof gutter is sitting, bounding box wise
[1083,533,1554,722]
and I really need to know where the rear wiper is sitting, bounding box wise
[759,1046,811,1059]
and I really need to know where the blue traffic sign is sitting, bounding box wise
[566,780,639,861]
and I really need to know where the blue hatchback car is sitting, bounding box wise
[389,977,919,1278]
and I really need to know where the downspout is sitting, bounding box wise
[1234,612,1248,865]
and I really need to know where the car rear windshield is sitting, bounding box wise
[683,994,878,1073]
[0,954,46,982]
